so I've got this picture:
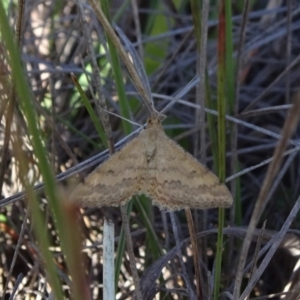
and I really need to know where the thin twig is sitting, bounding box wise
[185,208,203,299]
[130,0,143,59]
[120,205,143,300]
[169,212,197,300]
[226,146,300,183]
[8,273,24,300]
[285,0,292,104]
[2,209,29,300]
[247,220,267,292]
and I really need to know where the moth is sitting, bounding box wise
[71,118,233,210]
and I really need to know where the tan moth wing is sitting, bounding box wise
[148,126,233,210]
[71,134,148,207]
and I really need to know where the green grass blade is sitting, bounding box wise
[71,73,108,148]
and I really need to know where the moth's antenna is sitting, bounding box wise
[160,76,200,116]
[101,109,142,128]
[115,25,160,119]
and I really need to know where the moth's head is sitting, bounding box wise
[145,108,167,130]
[146,117,165,131]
